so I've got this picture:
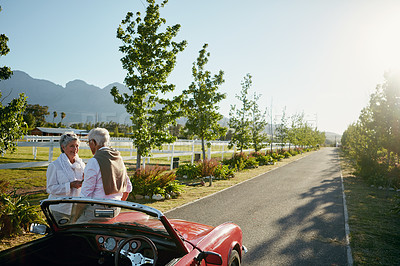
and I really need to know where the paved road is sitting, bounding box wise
[166,147,348,265]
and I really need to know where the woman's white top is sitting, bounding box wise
[46,153,85,214]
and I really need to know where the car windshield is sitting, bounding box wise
[46,200,169,236]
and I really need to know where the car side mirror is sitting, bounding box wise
[29,223,49,235]
[196,251,223,265]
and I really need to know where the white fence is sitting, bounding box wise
[0,136,286,169]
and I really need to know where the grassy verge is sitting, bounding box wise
[0,150,313,251]
[340,153,400,265]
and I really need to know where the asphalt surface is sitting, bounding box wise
[166,147,348,265]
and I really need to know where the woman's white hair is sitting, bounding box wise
[59,132,80,153]
[87,128,110,147]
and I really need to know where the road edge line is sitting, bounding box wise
[339,154,354,266]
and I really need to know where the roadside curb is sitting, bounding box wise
[338,154,354,266]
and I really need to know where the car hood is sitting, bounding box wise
[168,219,214,246]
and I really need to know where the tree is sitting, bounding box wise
[366,73,400,167]
[288,112,305,148]
[275,107,290,150]
[250,91,268,152]
[182,44,227,160]
[0,6,28,154]
[52,111,57,124]
[23,104,49,127]
[111,0,187,168]
[0,8,12,81]
[229,73,253,152]
[60,112,66,124]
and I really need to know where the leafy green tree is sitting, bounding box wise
[60,111,66,125]
[342,73,400,187]
[52,111,57,123]
[113,125,119,137]
[275,107,290,149]
[182,44,227,160]
[229,73,253,152]
[288,112,305,148]
[0,6,27,154]
[0,7,12,81]
[366,73,400,166]
[250,91,268,152]
[23,104,49,127]
[111,0,187,168]
[168,123,183,138]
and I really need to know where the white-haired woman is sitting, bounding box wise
[81,128,132,201]
[46,133,85,216]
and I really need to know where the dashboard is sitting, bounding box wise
[96,235,146,253]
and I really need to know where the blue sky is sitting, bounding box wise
[1,0,400,134]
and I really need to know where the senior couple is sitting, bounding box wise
[46,128,132,216]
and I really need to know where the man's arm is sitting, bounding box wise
[80,159,99,198]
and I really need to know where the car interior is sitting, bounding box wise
[0,227,186,266]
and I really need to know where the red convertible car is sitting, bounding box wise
[0,197,246,265]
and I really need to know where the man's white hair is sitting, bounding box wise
[87,128,110,147]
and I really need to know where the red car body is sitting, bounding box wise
[0,197,246,266]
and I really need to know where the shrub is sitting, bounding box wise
[198,159,220,178]
[223,152,247,171]
[214,164,235,179]
[130,166,183,198]
[245,157,259,168]
[175,163,200,179]
[283,151,292,158]
[250,152,274,166]
[0,181,43,238]
[270,152,284,161]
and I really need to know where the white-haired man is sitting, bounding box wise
[80,128,132,200]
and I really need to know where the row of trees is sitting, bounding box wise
[111,0,326,168]
[274,110,326,151]
[341,72,400,188]
[23,104,66,128]
[1,1,325,165]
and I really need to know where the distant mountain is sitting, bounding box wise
[324,132,341,145]
[0,70,132,125]
[0,71,342,141]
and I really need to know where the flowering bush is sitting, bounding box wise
[198,159,220,178]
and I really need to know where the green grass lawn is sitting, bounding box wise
[0,148,313,251]
[341,156,400,265]
[4,147,398,265]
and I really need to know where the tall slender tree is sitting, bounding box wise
[60,112,66,124]
[229,73,253,152]
[111,0,187,168]
[250,92,268,152]
[275,107,289,149]
[182,43,227,160]
[52,111,57,124]
[0,6,27,153]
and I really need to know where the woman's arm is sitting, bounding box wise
[46,163,71,195]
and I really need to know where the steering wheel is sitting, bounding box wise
[114,235,158,266]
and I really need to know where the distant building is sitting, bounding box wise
[30,127,88,137]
